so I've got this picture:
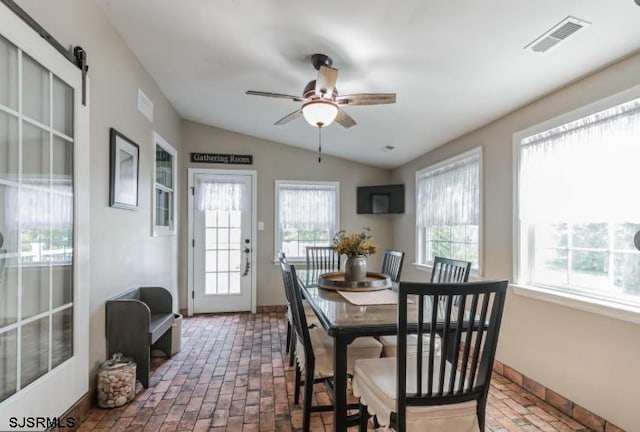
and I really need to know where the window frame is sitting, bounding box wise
[414,147,483,275]
[513,85,640,312]
[152,131,177,237]
[274,180,340,262]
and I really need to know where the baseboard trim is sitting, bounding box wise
[181,307,287,315]
[49,391,92,432]
[493,360,625,432]
[256,305,287,313]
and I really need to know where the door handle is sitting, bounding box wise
[242,247,250,276]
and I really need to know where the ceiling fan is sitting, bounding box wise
[246,53,396,129]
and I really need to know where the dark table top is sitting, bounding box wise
[297,268,483,339]
[297,269,419,338]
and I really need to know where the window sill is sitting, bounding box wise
[413,262,432,273]
[153,228,176,237]
[510,283,640,325]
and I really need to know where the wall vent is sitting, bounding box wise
[137,88,154,122]
[525,16,590,53]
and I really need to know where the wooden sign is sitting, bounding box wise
[190,152,253,165]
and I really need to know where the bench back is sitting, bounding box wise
[114,288,141,301]
[109,287,172,314]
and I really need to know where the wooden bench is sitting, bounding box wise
[106,286,174,388]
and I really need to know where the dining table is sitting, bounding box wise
[296,268,420,432]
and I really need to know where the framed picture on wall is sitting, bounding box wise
[109,128,140,210]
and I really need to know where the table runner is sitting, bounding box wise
[337,289,400,306]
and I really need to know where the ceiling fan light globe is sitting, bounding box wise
[302,100,338,127]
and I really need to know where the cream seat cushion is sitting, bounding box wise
[296,327,382,376]
[378,334,441,357]
[352,357,479,432]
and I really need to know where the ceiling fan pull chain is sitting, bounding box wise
[318,126,322,163]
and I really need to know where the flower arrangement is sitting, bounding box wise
[332,227,377,257]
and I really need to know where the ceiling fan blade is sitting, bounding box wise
[315,66,338,98]
[336,93,396,106]
[274,110,303,125]
[246,90,306,102]
[335,109,356,128]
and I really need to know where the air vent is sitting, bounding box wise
[137,88,154,122]
[525,16,590,53]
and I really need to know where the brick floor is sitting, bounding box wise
[77,313,593,431]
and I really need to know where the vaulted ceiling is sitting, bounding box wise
[97,0,640,168]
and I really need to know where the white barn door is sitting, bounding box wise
[0,3,90,430]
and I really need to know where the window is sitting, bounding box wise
[416,148,481,271]
[275,181,339,260]
[153,132,177,236]
[515,93,640,307]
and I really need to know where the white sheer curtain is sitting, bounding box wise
[197,178,245,212]
[416,154,480,227]
[519,98,640,223]
[278,183,337,231]
[3,182,73,264]
[5,181,73,231]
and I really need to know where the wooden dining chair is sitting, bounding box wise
[353,280,508,432]
[306,246,341,272]
[277,252,294,359]
[379,255,472,358]
[280,261,383,432]
[380,249,405,283]
[431,256,472,283]
[277,251,318,368]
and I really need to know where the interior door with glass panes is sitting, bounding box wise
[0,4,90,428]
[192,173,253,313]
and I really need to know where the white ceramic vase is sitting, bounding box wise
[344,255,367,281]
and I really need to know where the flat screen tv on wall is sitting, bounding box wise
[356,184,405,214]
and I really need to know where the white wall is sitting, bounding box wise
[16,0,183,388]
[180,121,393,308]
[391,52,640,431]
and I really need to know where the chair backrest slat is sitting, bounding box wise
[416,293,424,395]
[427,294,438,397]
[380,249,405,283]
[306,246,340,272]
[458,293,479,393]
[469,293,490,388]
[397,286,409,429]
[395,280,508,432]
[449,294,467,394]
[437,295,453,394]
